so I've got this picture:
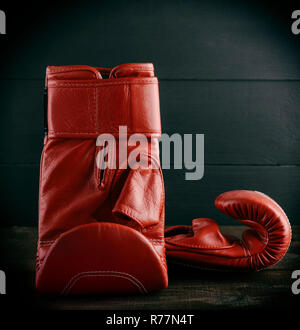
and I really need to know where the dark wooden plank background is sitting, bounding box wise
[0,226,299,310]
[0,0,300,226]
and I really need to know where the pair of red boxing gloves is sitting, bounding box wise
[36,63,291,294]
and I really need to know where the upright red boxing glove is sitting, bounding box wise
[36,63,168,294]
[165,190,291,271]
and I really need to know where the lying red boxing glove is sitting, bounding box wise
[36,63,168,294]
[165,190,291,271]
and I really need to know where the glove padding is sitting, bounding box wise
[165,190,291,271]
[36,64,168,294]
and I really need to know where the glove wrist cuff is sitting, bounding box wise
[46,71,161,139]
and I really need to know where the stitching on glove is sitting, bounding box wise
[48,80,158,88]
[165,239,238,250]
[39,240,56,246]
[61,270,147,295]
[48,130,161,135]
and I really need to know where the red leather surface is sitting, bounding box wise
[165,190,291,271]
[46,64,161,138]
[37,223,166,295]
[36,63,168,294]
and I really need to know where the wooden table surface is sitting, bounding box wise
[0,226,299,310]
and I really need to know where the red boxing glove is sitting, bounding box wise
[36,63,168,294]
[165,190,291,271]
